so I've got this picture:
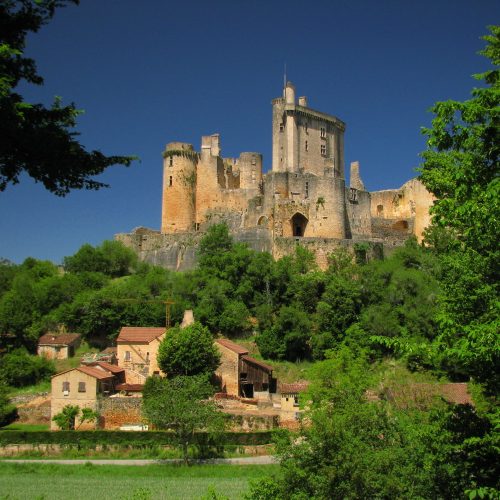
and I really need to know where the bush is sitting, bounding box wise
[0,349,55,387]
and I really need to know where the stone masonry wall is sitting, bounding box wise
[98,397,143,430]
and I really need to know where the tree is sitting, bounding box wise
[0,1,135,195]
[0,385,17,428]
[52,404,98,430]
[419,25,499,263]
[142,375,226,462]
[157,322,220,377]
[0,348,54,387]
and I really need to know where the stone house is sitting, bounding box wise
[116,327,166,382]
[38,332,81,360]
[215,338,276,399]
[280,381,310,423]
[50,364,121,430]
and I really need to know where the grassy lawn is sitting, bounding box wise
[0,462,279,499]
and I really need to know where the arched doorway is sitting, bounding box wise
[291,212,308,237]
[257,216,269,228]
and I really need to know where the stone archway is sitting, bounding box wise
[291,212,308,237]
[257,216,269,228]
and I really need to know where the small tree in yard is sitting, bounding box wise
[52,405,98,430]
[157,322,220,377]
[142,375,226,462]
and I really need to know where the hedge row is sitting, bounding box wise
[0,430,274,447]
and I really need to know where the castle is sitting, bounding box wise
[117,83,434,269]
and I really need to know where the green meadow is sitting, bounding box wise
[0,462,279,499]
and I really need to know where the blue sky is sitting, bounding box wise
[1,0,498,264]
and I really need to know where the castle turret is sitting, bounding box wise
[161,142,198,233]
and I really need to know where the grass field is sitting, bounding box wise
[0,462,279,499]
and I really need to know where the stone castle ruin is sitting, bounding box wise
[117,82,434,269]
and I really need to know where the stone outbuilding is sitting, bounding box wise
[215,338,276,399]
[116,327,166,382]
[38,332,81,360]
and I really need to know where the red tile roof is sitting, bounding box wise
[38,333,81,346]
[241,355,273,372]
[280,381,310,394]
[117,327,166,344]
[91,361,124,374]
[76,365,115,380]
[116,383,144,392]
[216,338,249,355]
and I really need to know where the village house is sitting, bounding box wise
[37,332,81,360]
[50,363,123,430]
[116,326,166,382]
[215,338,276,399]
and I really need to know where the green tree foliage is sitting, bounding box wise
[0,348,54,387]
[0,385,17,428]
[257,306,311,361]
[419,27,500,390]
[52,404,98,430]
[141,375,226,462]
[157,322,220,377]
[64,240,138,277]
[419,26,499,263]
[0,0,135,195]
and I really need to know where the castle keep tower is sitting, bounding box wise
[272,82,345,178]
[161,142,198,233]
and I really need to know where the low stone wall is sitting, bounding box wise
[98,397,143,430]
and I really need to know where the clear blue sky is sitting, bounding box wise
[1,0,498,264]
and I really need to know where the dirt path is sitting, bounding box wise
[0,456,276,465]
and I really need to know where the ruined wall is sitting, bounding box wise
[371,178,434,242]
[345,188,372,238]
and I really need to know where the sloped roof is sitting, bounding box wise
[38,333,81,346]
[280,381,310,394]
[116,383,144,392]
[216,338,249,355]
[52,365,115,380]
[91,361,124,374]
[117,327,166,344]
[102,346,117,354]
[241,355,273,373]
[77,365,115,380]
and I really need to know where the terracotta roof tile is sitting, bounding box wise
[117,327,166,344]
[216,338,249,355]
[116,383,144,392]
[38,333,81,346]
[280,381,310,394]
[76,365,115,380]
[241,355,273,372]
[92,361,124,374]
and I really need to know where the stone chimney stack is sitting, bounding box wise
[298,96,308,107]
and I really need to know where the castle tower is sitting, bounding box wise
[271,82,346,178]
[161,142,198,233]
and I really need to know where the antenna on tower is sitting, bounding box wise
[283,62,287,88]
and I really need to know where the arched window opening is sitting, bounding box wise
[291,212,308,237]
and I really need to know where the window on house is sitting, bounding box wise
[125,351,131,362]
[305,140,308,152]
[321,144,326,156]
[294,395,299,406]
[169,157,173,167]
[62,381,70,393]
[78,382,86,393]
[279,123,284,132]
[305,182,309,199]
[169,176,173,187]
[320,127,326,138]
